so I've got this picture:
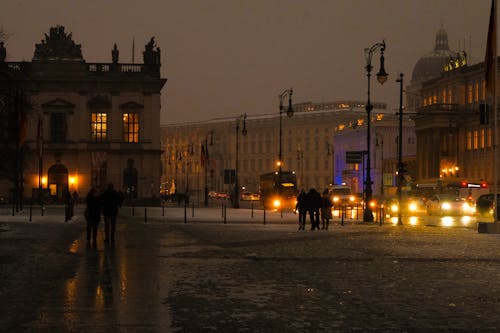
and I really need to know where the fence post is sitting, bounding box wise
[192,202,195,218]
[224,205,227,224]
[144,207,148,223]
[132,204,135,217]
[222,204,224,218]
[251,203,254,218]
[162,204,165,217]
[184,202,187,223]
[263,207,266,225]
[341,205,344,226]
[29,202,32,222]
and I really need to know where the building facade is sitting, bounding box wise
[0,26,166,203]
[160,102,391,204]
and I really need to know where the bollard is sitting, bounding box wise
[29,203,32,222]
[341,206,344,226]
[355,204,359,220]
[192,202,195,218]
[132,204,135,216]
[144,207,148,223]
[224,205,227,224]
[263,207,266,225]
[251,203,254,218]
[12,203,14,216]
[41,203,44,217]
[184,202,187,223]
[162,205,165,217]
[222,204,224,218]
[281,208,283,219]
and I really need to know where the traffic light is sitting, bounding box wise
[479,103,490,125]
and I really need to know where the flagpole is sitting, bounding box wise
[492,0,498,223]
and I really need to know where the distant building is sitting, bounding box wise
[406,26,494,187]
[0,26,167,203]
[160,101,394,203]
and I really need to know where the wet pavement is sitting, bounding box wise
[1,205,500,332]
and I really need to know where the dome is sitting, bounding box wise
[411,27,456,83]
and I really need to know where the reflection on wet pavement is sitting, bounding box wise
[29,222,172,331]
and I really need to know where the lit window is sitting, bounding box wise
[91,112,107,142]
[473,130,478,149]
[475,82,479,103]
[123,113,139,143]
[466,132,472,150]
[480,128,485,148]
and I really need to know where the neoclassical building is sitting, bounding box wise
[0,26,166,203]
[407,26,494,187]
[160,101,396,203]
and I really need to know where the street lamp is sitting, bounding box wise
[363,41,388,222]
[202,130,213,207]
[278,88,294,174]
[396,73,404,226]
[233,114,247,208]
[185,143,194,195]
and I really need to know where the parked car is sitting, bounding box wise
[426,194,474,216]
[475,193,499,217]
[241,192,260,201]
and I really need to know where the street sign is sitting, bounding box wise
[345,151,363,164]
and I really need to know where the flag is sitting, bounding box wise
[201,144,206,167]
[485,0,497,96]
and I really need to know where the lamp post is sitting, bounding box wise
[233,114,247,208]
[185,143,194,195]
[278,88,294,174]
[396,73,404,226]
[363,41,388,222]
[202,131,213,207]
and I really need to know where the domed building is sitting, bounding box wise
[407,27,457,112]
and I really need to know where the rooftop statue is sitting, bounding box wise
[33,25,84,61]
[143,37,161,65]
[0,42,6,62]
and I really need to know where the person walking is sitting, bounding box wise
[101,183,122,243]
[295,189,307,230]
[85,187,101,245]
[63,186,74,222]
[321,189,333,230]
[306,188,322,230]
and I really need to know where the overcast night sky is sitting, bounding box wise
[0,1,494,125]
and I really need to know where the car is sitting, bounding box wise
[241,192,260,201]
[425,194,474,216]
[475,193,499,216]
[385,196,426,217]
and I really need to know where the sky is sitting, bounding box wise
[0,0,494,125]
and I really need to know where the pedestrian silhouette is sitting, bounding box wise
[63,186,74,222]
[321,189,333,230]
[296,189,307,230]
[101,183,122,243]
[305,188,322,230]
[85,187,101,245]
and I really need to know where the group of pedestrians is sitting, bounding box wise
[296,188,333,231]
[85,183,124,245]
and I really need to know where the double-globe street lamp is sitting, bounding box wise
[233,114,247,209]
[396,73,404,226]
[278,88,294,174]
[363,41,388,222]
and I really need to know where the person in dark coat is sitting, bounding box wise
[101,183,122,243]
[306,188,322,230]
[321,189,333,230]
[63,186,74,222]
[85,187,101,245]
[295,189,307,230]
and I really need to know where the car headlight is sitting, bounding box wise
[408,202,417,212]
[390,204,399,213]
[462,202,471,212]
[349,196,355,202]
[333,197,339,203]
[273,199,281,208]
[441,202,451,210]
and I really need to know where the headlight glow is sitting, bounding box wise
[273,199,281,208]
[390,204,399,213]
[408,202,417,212]
[441,202,451,210]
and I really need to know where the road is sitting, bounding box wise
[1,206,500,332]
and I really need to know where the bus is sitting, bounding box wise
[414,178,489,202]
[259,171,298,210]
